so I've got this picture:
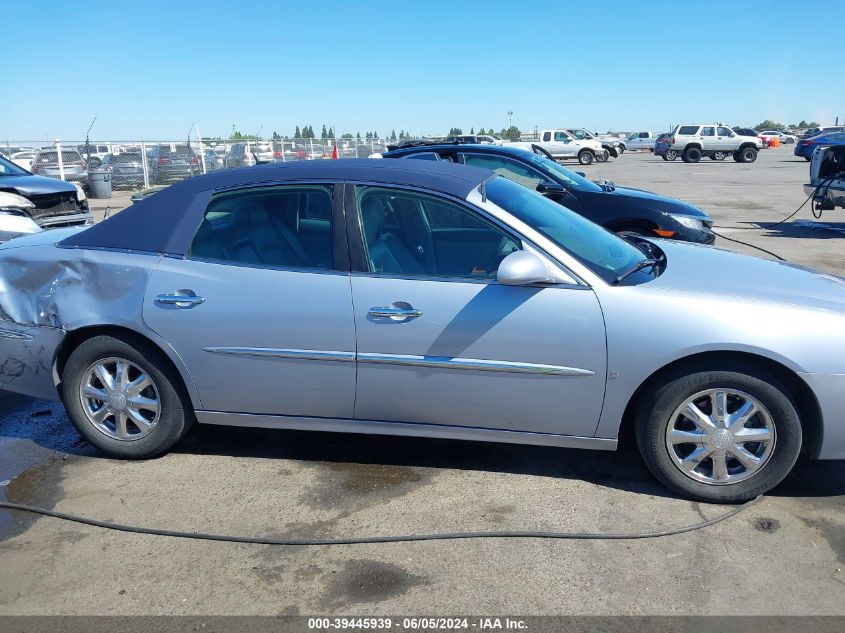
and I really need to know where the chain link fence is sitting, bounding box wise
[1,137,395,194]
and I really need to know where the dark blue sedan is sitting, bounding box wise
[794,131,845,161]
[383,142,715,244]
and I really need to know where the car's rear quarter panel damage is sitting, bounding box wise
[0,244,160,399]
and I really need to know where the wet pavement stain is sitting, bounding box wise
[799,516,845,564]
[303,462,435,511]
[323,559,429,608]
[753,517,781,534]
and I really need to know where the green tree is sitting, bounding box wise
[341,132,353,139]
[327,127,335,138]
[755,120,785,131]
[470,127,475,134]
[356,132,362,140]
[448,127,463,136]
[808,121,819,128]
[294,125,301,138]
[272,131,281,141]
[499,126,521,141]
[390,129,397,141]
[373,130,379,140]
[797,120,808,128]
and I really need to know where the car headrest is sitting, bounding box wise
[361,196,386,244]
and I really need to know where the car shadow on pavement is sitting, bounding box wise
[2,392,842,502]
[725,220,845,240]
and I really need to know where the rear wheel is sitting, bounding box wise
[635,369,802,502]
[664,149,678,161]
[618,145,625,154]
[711,151,727,160]
[62,335,193,459]
[595,149,609,162]
[577,150,594,165]
[682,147,702,163]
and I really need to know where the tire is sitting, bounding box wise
[738,146,758,163]
[682,147,702,163]
[635,368,802,502]
[616,226,653,238]
[785,138,795,144]
[595,149,609,163]
[608,148,619,158]
[711,152,727,161]
[661,154,670,162]
[618,144,625,154]
[62,334,194,459]
[664,149,678,161]
[577,150,594,165]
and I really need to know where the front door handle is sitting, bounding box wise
[155,292,205,308]
[368,306,422,319]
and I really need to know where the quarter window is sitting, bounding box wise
[678,126,700,135]
[188,185,335,270]
[356,186,519,279]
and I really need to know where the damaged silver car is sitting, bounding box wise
[1,160,845,503]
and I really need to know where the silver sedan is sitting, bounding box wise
[1,159,843,502]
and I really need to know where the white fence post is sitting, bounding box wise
[141,140,150,189]
[56,139,65,181]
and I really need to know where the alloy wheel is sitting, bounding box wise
[665,388,776,485]
[79,357,161,441]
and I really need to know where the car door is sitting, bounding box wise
[700,126,717,151]
[347,184,607,438]
[716,126,735,151]
[142,183,357,418]
[553,131,575,157]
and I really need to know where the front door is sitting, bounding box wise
[142,183,356,418]
[348,184,607,437]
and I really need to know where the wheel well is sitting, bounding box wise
[617,351,823,458]
[739,143,757,151]
[683,143,702,151]
[55,325,193,407]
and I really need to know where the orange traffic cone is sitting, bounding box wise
[331,145,338,159]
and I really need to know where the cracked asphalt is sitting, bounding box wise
[1,148,844,615]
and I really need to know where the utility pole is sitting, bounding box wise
[507,111,513,129]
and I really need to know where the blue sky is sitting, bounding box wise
[4,0,842,141]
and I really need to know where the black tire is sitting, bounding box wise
[785,138,795,144]
[738,146,758,163]
[711,151,727,161]
[62,334,193,459]
[618,145,625,154]
[664,149,678,161]
[635,368,802,502]
[577,150,594,165]
[682,147,702,163]
[595,149,609,163]
[661,154,670,162]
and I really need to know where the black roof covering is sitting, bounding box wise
[60,159,493,254]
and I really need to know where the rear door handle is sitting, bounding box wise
[155,292,205,308]
[368,306,422,319]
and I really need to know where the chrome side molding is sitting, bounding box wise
[201,347,595,377]
[202,347,355,362]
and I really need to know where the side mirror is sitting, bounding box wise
[497,250,567,286]
[730,132,736,138]
[536,181,566,196]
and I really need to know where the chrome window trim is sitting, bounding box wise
[357,352,595,377]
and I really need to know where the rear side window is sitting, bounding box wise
[701,127,715,136]
[188,185,335,270]
[405,152,440,161]
[678,126,700,135]
[462,154,546,190]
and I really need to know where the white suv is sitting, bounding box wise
[667,124,763,163]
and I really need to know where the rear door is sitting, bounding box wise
[699,126,717,151]
[347,184,607,437]
[142,183,356,418]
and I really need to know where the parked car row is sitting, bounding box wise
[653,124,763,163]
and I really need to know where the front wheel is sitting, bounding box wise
[736,147,758,163]
[577,150,594,165]
[62,334,193,459]
[595,149,609,163]
[682,147,702,163]
[635,369,802,502]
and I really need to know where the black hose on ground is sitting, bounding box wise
[0,496,761,545]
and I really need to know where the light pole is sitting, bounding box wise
[507,111,513,129]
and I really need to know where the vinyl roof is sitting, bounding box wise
[60,159,493,254]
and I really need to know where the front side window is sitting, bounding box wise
[356,186,519,279]
[462,154,546,189]
[554,132,569,142]
[188,185,335,270]
[717,127,732,136]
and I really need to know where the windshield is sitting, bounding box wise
[0,155,30,176]
[520,152,603,192]
[484,176,651,284]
